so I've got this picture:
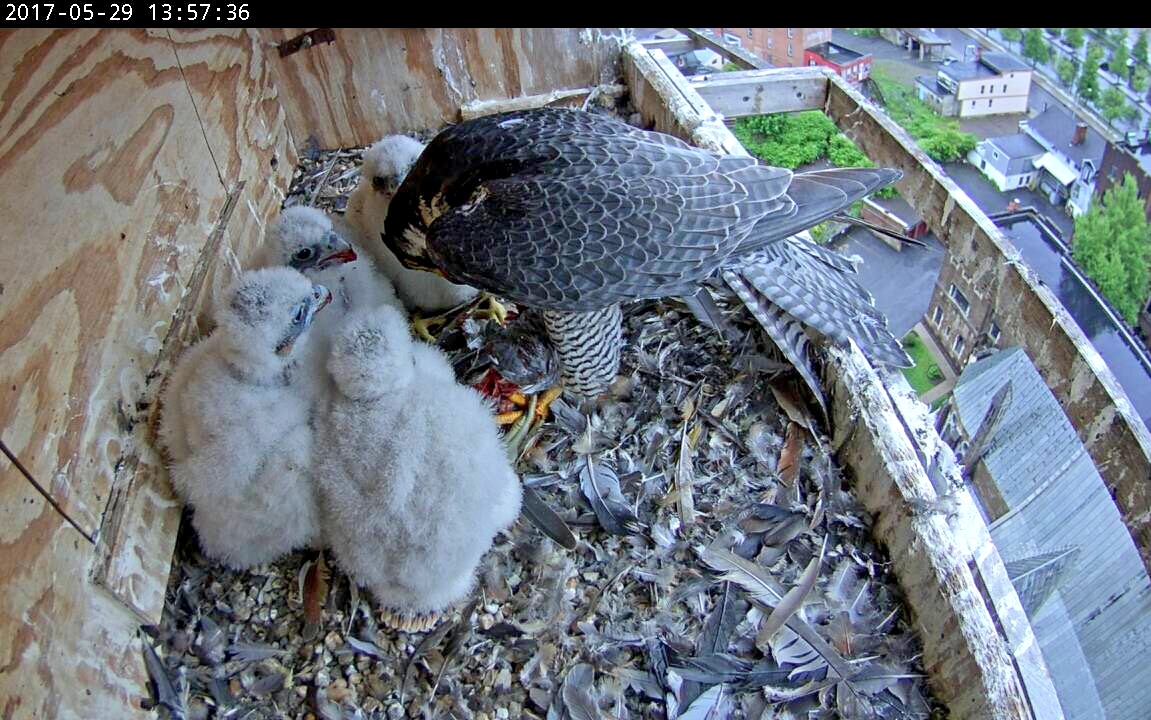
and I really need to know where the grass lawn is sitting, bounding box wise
[901,331,943,396]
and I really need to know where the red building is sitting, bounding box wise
[713,28,831,67]
[804,42,873,84]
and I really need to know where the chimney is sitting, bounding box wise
[1072,122,1087,146]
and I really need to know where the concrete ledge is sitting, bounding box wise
[622,42,1039,718]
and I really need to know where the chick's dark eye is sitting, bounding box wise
[371,176,387,193]
[294,247,315,262]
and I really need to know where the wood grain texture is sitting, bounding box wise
[0,29,230,538]
[88,31,295,621]
[0,461,151,719]
[0,28,296,717]
[261,28,627,147]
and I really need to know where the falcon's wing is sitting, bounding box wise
[427,144,792,311]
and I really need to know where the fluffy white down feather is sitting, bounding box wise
[158,267,324,569]
[346,136,479,312]
[260,205,404,402]
[315,305,522,615]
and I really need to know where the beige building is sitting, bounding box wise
[713,27,831,67]
[916,52,1032,118]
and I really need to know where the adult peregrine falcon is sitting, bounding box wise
[383,107,909,399]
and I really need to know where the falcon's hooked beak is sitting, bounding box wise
[276,284,331,357]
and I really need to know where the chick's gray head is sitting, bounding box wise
[327,305,415,400]
[362,135,426,200]
[267,206,357,274]
[217,267,331,379]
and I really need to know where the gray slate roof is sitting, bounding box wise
[1029,105,1108,168]
[953,347,1151,720]
[987,133,1045,161]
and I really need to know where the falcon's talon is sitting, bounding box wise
[535,386,563,420]
[474,293,509,325]
[411,314,449,343]
[496,409,525,425]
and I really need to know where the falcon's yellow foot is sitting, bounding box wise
[475,293,509,326]
[496,386,562,426]
[379,606,442,633]
[411,313,449,343]
[534,386,563,421]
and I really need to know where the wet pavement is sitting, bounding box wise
[995,214,1151,428]
[831,228,946,339]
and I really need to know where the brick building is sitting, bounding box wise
[804,41,873,84]
[713,27,831,67]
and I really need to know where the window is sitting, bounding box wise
[787,28,794,39]
[971,100,976,108]
[949,284,971,316]
[768,37,774,48]
[992,150,1000,160]
[1003,83,1007,93]
[989,99,993,107]
[787,43,793,57]
[747,28,754,38]
[989,321,1001,343]
[933,305,944,325]
[809,60,817,67]
[953,334,966,355]
[980,84,985,94]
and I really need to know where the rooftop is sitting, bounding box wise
[941,60,1000,82]
[870,194,921,224]
[1026,104,1108,168]
[980,52,1030,74]
[987,133,1045,160]
[898,28,950,45]
[807,41,867,64]
[915,74,953,98]
[953,346,1151,719]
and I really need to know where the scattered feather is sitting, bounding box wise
[757,536,827,645]
[522,486,578,549]
[579,456,641,535]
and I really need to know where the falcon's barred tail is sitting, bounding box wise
[735,168,903,255]
[542,305,624,400]
[723,270,828,415]
[734,238,913,368]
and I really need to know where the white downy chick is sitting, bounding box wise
[260,205,403,400]
[159,267,330,569]
[315,305,522,627]
[346,135,479,312]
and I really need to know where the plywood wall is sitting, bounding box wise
[0,28,295,717]
[0,27,627,716]
[262,27,629,148]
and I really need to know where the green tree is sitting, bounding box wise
[1057,57,1078,86]
[1111,42,1129,79]
[1100,85,1130,125]
[1000,28,1023,49]
[1023,28,1051,66]
[1065,27,1085,49]
[1132,66,1149,94]
[1073,174,1151,324]
[1133,29,1149,66]
[1046,28,1062,38]
[1079,45,1104,103]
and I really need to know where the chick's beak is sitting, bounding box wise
[317,234,357,269]
[312,284,332,314]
